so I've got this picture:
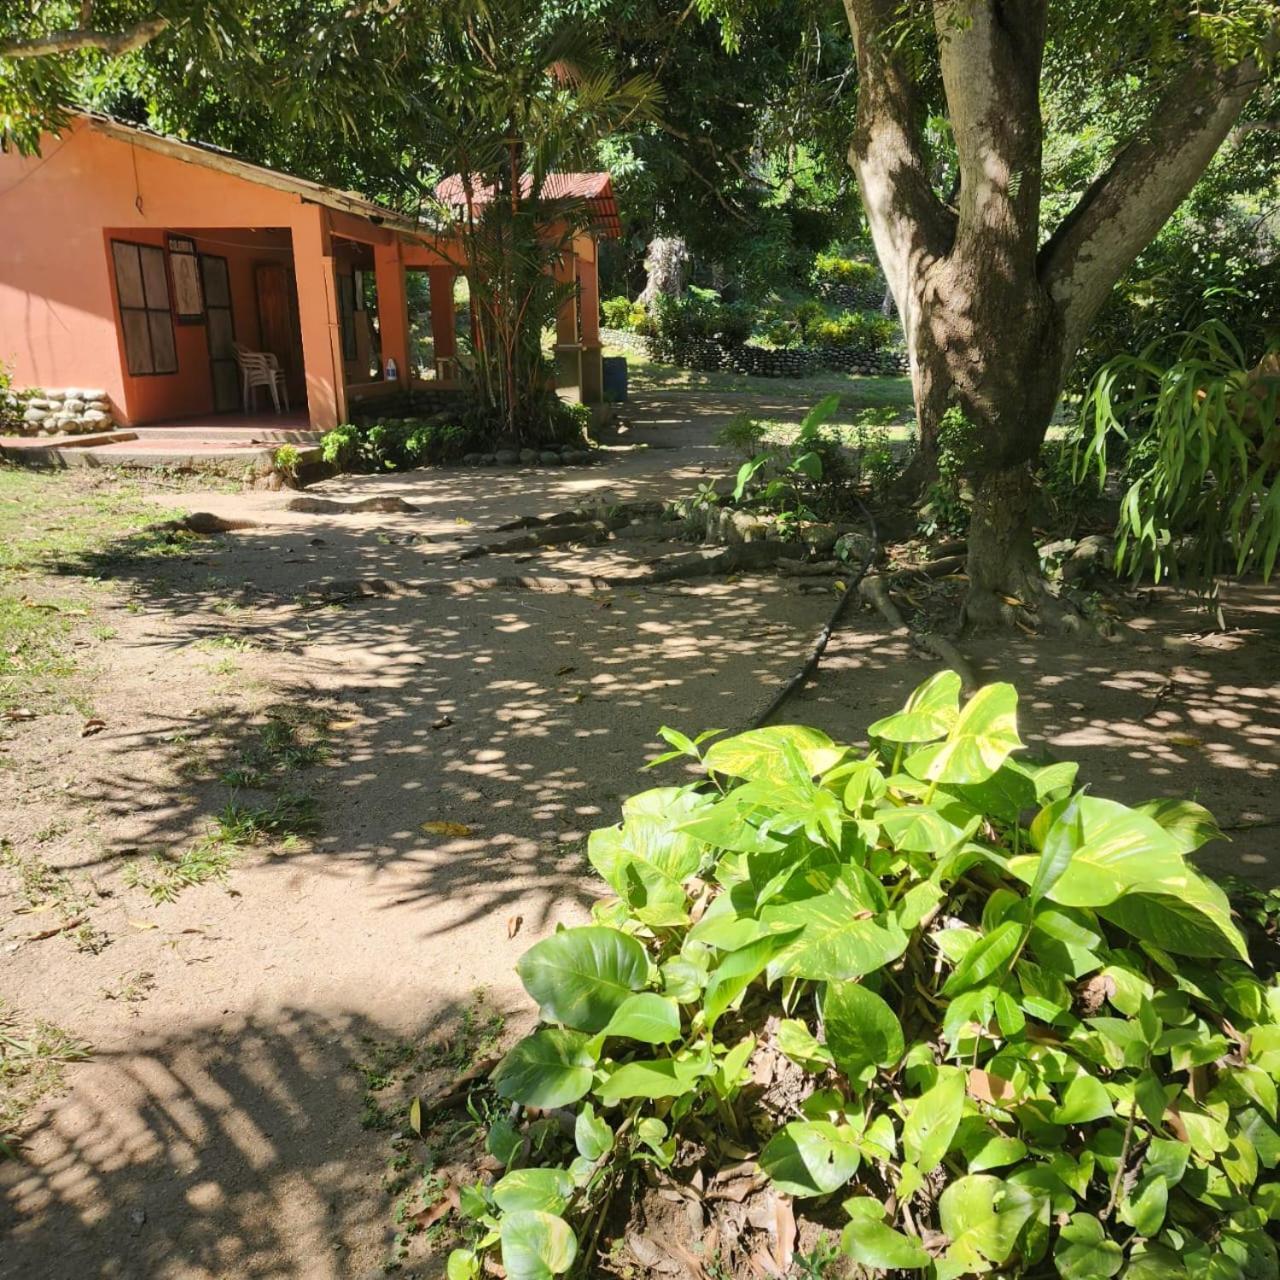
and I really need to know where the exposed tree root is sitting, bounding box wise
[305,543,806,605]
[493,502,664,532]
[156,512,262,535]
[284,495,419,514]
[459,521,614,561]
[859,573,979,692]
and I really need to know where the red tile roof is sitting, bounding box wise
[435,172,621,239]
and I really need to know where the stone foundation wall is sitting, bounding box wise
[2,387,116,436]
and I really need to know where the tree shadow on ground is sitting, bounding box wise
[0,999,492,1280]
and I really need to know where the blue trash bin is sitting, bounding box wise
[602,355,628,403]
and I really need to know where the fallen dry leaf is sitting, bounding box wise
[431,715,454,730]
[128,919,160,931]
[554,665,576,676]
[507,914,523,939]
[967,1068,1017,1106]
[81,717,107,738]
[410,1185,459,1230]
[1167,732,1205,748]
[420,821,473,838]
[2,708,36,722]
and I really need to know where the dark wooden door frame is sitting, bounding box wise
[200,253,238,413]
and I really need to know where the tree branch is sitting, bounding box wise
[0,15,170,60]
[842,0,956,315]
[1040,45,1276,355]
[933,0,1047,268]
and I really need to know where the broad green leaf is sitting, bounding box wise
[966,1134,1028,1173]
[574,1104,613,1161]
[1052,1073,1114,1125]
[601,993,682,1044]
[1122,1246,1188,1279]
[776,1018,835,1072]
[759,1120,860,1197]
[1135,798,1226,853]
[492,1029,595,1108]
[594,1051,712,1105]
[499,1210,577,1280]
[905,683,1024,785]
[938,1174,1036,1269]
[903,1070,965,1173]
[516,926,649,1032]
[823,982,905,1079]
[841,1212,930,1270]
[1118,1174,1168,1236]
[1054,1212,1123,1280]
[1099,871,1248,960]
[1015,795,1186,909]
[703,725,844,784]
[764,882,909,982]
[868,671,962,743]
[876,804,974,854]
[704,929,797,1027]
[447,1249,480,1280]
[492,1167,574,1215]
[942,920,1023,996]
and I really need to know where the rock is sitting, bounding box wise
[539,450,562,465]
[1063,534,1114,581]
[22,408,46,424]
[462,453,482,465]
[84,400,110,413]
[518,449,538,465]
[26,399,52,411]
[834,531,875,563]
[284,495,419,514]
[804,524,839,555]
[495,449,520,465]
[481,454,497,466]
[726,509,769,544]
[62,399,85,415]
[80,389,108,402]
[1039,538,1075,562]
[82,410,109,424]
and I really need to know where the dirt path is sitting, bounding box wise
[2,388,1279,1278]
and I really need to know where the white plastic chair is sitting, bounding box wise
[233,343,290,414]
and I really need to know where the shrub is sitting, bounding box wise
[450,676,1280,1280]
[319,414,488,472]
[648,289,756,355]
[601,296,635,330]
[806,309,898,352]
[813,252,880,289]
[1078,320,1280,590]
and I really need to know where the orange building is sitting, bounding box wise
[0,114,613,433]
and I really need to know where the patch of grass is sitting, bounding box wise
[0,999,91,1159]
[194,633,262,654]
[0,596,78,713]
[0,841,108,953]
[219,705,330,789]
[122,838,236,904]
[215,791,320,846]
[101,969,157,1008]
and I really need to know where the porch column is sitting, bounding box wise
[553,249,582,400]
[429,267,458,383]
[291,205,346,429]
[373,240,411,386]
[577,237,603,405]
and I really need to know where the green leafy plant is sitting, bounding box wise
[812,253,880,289]
[272,443,302,480]
[451,675,1280,1280]
[1078,320,1280,589]
[918,406,977,539]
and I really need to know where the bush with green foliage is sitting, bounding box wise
[1078,320,1280,590]
[449,674,1280,1280]
[319,415,485,472]
[601,296,648,332]
[647,287,756,358]
[805,309,899,353]
[812,252,880,290]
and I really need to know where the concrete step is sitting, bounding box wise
[130,426,322,443]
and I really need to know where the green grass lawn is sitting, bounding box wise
[606,342,916,412]
[0,466,188,713]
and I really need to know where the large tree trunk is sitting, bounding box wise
[639,235,689,305]
[841,0,1270,629]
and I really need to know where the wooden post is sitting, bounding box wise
[290,205,346,429]
[373,239,411,387]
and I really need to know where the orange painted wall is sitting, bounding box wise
[0,120,346,427]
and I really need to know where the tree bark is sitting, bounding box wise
[0,16,170,58]
[639,235,689,305]
[841,0,1275,628]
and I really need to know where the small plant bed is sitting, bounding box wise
[442,678,1280,1280]
[320,399,596,474]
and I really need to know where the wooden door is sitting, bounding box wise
[254,262,304,400]
[200,255,238,413]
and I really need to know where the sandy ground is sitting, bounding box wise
[2,388,1279,1278]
